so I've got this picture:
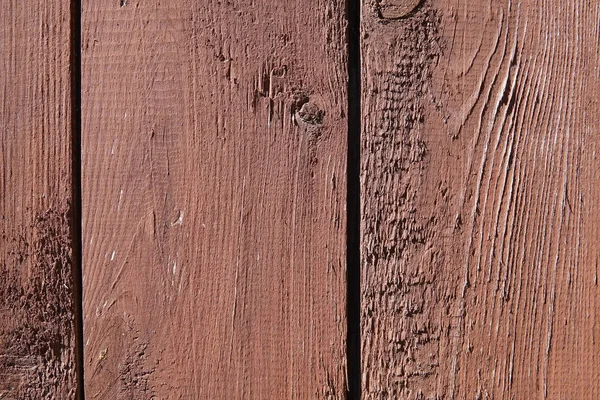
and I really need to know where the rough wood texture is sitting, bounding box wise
[0,1,78,398]
[361,0,600,398]
[82,1,347,398]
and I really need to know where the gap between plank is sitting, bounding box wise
[70,0,85,398]
[346,0,361,398]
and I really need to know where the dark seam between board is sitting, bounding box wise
[346,0,361,398]
[69,0,85,398]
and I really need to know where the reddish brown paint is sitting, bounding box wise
[81,0,348,398]
[0,1,78,398]
[361,0,600,398]
[1,0,599,398]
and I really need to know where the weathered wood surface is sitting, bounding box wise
[82,0,348,398]
[361,0,600,398]
[0,1,78,398]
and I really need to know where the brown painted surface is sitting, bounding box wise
[361,0,600,399]
[81,0,347,398]
[0,1,78,399]
[1,0,599,396]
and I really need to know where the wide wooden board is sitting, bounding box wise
[0,1,78,398]
[82,1,348,398]
[361,0,600,398]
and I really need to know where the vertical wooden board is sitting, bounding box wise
[0,1,78,398]
[361,0,600,398]
[82,1,347,398]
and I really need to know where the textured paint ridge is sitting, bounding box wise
[362,0,600,398]
[362,4,446,399]
[0,209,76,398]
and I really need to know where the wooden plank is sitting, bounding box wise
[0,1,78,398]
[81,1,347,398]
[361,0,600,398]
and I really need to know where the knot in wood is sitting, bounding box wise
[298,102,324,125]
[377,0,422,19]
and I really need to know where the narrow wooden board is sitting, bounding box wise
[361,0,600,398]
[0,1,78,398]
[82,1,347,398]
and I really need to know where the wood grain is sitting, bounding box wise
[81,1,347,398]
[361,0,600,398]
[0,1,78,398]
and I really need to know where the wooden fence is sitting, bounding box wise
[1,0,599,398]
